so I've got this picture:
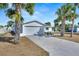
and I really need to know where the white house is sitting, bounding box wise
[20,20,54,36]
[44,26,54,33]
[0,26,13,34]
[77,28,79,32]
[76,26,79,32]
[0,27,7,34]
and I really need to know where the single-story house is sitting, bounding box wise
[0,27,7,34]
[75,26,79,32]
[20,20,54,36]
[66,25,79,32]
[0,26,13,34]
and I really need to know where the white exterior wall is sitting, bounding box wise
[44,27,53,32]
[77,28,79,32]
[20,21,44,36]
[20,26,44,36]
[24,26,41,35]
[0,27,7,34]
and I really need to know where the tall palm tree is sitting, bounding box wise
[70,13,78,37]
[60,4,71,36]
[56,4,74,36]
[67,4,78,37]
[6,3,35,44]
[20,16,24,33]
[56,5,68,36]
[6,8,24,33]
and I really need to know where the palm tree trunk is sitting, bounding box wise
[61,18,65,36]
[14,4,21,44]
[19,5,22,33]
[70,19,74,37]
[14,20,20,44]
[20,22,23,33]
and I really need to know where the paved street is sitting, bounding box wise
[26,35,79,56]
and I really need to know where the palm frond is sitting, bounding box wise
[21,3,35,15]
[0,3,8,9]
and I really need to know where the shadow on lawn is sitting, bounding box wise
[53,32,72,37]
[0,37,15,44]
[53,34,61,37]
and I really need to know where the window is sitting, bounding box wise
[52,27,54,30]
[46,27,49,30]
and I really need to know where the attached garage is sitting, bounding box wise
[21,21,44,36]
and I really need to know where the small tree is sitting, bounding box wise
[45,22,51,26]
[6,20,14,31]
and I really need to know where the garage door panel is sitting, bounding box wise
[23,27,41,35]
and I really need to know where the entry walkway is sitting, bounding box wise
[26,35,79,56]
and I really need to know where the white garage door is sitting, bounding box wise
[23,26,42,35]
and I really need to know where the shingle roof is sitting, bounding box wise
[24,20,44,25]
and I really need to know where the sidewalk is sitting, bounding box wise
[26,35,79,56]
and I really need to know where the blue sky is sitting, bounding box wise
[0,3,79,26]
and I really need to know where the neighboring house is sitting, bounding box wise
[44,26,54,33]
[0,27,8,34]
[76,26,79,32]
[67,25,77,32]
[20,20,54,36]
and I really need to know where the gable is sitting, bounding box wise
[24,21,44,27]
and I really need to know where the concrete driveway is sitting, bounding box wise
[26,35,79,56]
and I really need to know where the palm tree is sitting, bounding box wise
[60,4,71,36]
[6,8,24,33]
[0,3,35,44]
[6,3,35,44]
[56,5,68,36]
[70,13,78,37]
[67,4,78,37]
[56,4,74,36]
[20,16,24,33]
